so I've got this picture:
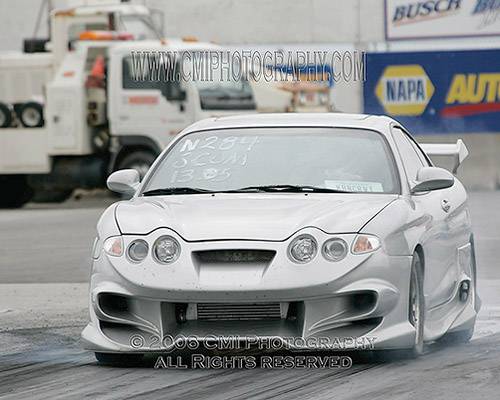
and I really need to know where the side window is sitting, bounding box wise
[122,56,185,101]
[405,132,432,167]
[392,126,424,182]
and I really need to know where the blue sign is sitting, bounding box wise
[363,49,500,134]
[267,63,335,87]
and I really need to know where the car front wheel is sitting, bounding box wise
[408,251,425,357]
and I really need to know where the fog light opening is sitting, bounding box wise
[98,293,129,314]
[286,302,299,321]
[459,281,470,302]
[175,303,188,323]
[350,292,377,313]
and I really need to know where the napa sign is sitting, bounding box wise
[375,65,434,116]
[364,49,500,134]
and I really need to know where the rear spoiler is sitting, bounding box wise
[420,139,468,174]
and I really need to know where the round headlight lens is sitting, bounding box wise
[153,235,180,264]
[127,239,149,262]
[288,234,317,264]
[322,238,348,262]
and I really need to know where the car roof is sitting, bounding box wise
[182,113,398,135]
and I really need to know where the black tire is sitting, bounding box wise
[406,251,425,357]
[0,103,12,128]
[32,189,73,203]
[18,102,44,128]
[0,175,33,208]
[116,150,157,180]
[95,352,143,367]
[471,235,480,313]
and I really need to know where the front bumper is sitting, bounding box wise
[82,228,416,352]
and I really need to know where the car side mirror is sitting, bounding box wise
[411,167,454,193]
[107,169,140,195]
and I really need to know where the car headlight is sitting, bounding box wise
[352,234,381,254]
[127,239,149,262]
[153,235,181,264]
[322,238,348,262]
[288,234,317,264]
[103,236,123,257]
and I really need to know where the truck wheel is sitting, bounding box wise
[116,150,156,180]
[18,102,44,128]
[0,175,33,208]
[32,189,73,203]
[0,103,12,128]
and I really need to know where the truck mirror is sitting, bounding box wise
[177,89,187,102]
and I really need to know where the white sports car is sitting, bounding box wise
[82,113,479,364]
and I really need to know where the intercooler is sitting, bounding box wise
[195,302,283,321]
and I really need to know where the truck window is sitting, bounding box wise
[187,51,255,110]
[122,56,185,101]
[118,15,159,40]
[194,79,256,110]
[68,22,108,43]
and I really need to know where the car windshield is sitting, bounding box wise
[142,127,400,194]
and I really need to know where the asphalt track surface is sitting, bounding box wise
[1,192,499,399]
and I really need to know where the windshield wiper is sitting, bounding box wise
[142,187,216,196]
[142,185,352,196]
[225,185,352,194]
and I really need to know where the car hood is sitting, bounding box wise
[115,193,397,241]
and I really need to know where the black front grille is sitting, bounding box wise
[194,249,275,264]
[197,302,282,321]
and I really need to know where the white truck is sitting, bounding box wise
[0,1,168,206]
[0,0,327,207]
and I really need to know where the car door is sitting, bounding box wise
[392,126,458,312]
